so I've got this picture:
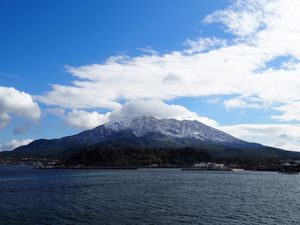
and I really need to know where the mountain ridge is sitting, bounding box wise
[13,116,250,153]
[7,116,300,160]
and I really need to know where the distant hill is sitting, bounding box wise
[3,116,300,164]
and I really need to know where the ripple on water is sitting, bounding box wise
[0,167,299,225]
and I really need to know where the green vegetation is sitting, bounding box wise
[63,147,211,167]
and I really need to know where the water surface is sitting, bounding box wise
[0,166,299,225]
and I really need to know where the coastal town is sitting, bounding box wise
[1,155,299,174]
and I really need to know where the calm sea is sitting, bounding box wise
[0,166,299,225]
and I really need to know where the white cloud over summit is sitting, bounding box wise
[108,100,218,127]
[65,100,218,130]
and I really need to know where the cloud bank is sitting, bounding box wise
[220,124,300,151]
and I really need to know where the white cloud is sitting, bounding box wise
[0,87,41,130]
[184,37,227,54]
[37,47,254,110]
[64,100,218,130]
[64,109,109,130]
[271,102,300,122]
[203,0,274,37]
[109,99,218,127]
[137,46,158,55]
[219,124,300,151]
[0,139,33,152]
[224,95,266,109]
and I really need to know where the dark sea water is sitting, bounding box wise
[0,166,299,225]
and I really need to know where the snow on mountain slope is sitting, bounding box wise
[13,116,248,154]
[100,116,241,144]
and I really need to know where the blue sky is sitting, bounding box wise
[0,0,228,93]
[1,0,300,151]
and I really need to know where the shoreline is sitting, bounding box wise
[33,166,299,174]
[1,164,298,174]
[34,165,241,172]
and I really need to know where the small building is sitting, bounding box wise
[213,163,225,169]
[194,162,209,168]
[194,162,227,170]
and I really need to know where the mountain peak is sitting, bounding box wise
[97,116,240,144]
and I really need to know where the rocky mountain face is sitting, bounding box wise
[103,116,241,143]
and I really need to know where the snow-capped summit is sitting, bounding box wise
[102,116,240,144]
